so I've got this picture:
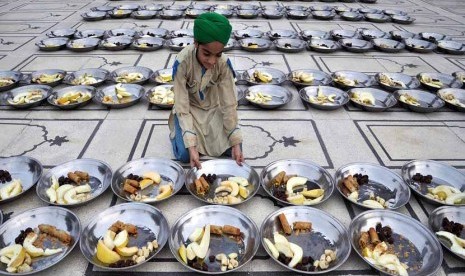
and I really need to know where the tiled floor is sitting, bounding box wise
[0,0,464,275]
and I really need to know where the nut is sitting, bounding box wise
[330,251,336,261]
[152,240,159,249]
[216,253,227,261]
[325,255,332,262]
[227,262,234,270]
[24,253,32,265]
[313,260,319,267]
[229,258,239,268]
[228,253,238,259]
[221,256,229,266]
[320,254,326,262]
[319,260,329,269]
[143,247,150,258]
[221,266,227,272]
[135,256,146,264]
[138,249,143,256]
[132,255,138,261]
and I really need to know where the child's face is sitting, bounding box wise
[195,41,225,70]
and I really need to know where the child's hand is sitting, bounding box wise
[188,146,202,169]
[232,144,244,166]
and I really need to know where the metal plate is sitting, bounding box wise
[166,37,194,51]
[106,29,136,38]
[261,206,351,274]
[300,30,331,41]
[394,89,445,113]
[340,38,373,53]
[74,29,105,39]
[275,38,306,53]
[81,12,104,20]
[117,4,139,10]
[108,9,132,18]
[365,13,391,23]
[0,71,21,92]
[213,9,233,18]
[143,4,164,11]
[308,39,340,53]
[243,67,287,86]
[390,30,419,41]
[262,10,284,19]
[330,29,361,40]
[285,5,307,11]
[391,15,416,24]
[437,40,465,55]
[245,84,293,109]
[312,11,336,20]
[358,8,382,14]
[401,160,465,206]
[350,210,442,276]
[110,66,152,84]
[137,28,169,38]
[80,203,169,270]
[145,84,174,109]
[95,84,144,108]
[417,72,463,91]
[224,38,236,52]
[171,29,194,38]
[215,4,235,10]
[266,29,298,40]
[331,71,376,89]
[372,38,405,53]
[0,211,2,225]
[151,68,173,85]
[234,29,263,39]
[91,6,115,12]
[166,5,188,11]
[185,9,208,19]
[31,69,66,87]
[3,85,52,109]
[0,206,81,275]
[160,10,184,20]
[288,69,332,87]
[299,86,349,110]
[420,32,451,43]
[46,28,75,38]
[286,10,309,20]
[340,11,364,21]
[190,3,211,10]
[36,37,68,51]
[47,85,96,110]
[132,37,164,51]
[100,36,132,51]
[335,6,354,14]
[238,4,260,10]
[0,156,43,204]
[169,205,260,273]
[132,10,157,19]
[111,157,185,204]
[36,158,112,207]
[348,88,397,112]
[185,160,260,206]
[237,9,260,19]
[239,38,272,52]
[429,206,465,260]
[453,71,465,87]
[383,9,406,16]
[310,5,334,11]
[260,159,335,206]
[404,38,437,53]
[375,72,420,91]
[63,68,109,87]
[361,29,390,40]
[66,38,100,52]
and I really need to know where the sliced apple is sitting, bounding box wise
[362,200,385,209]
[227,195,241,204]
[188,227,204,242]
[287,194,305,205]
[46,186,57,203]
[286,177,307,194]
[275,242,293,258]
[43,248,63,256]
[115,246,138,257]
[56,184,74,204]
[222,181,239,197]
[23,232,44,257]
[186,243,197,261]
[445,193,465,205]
[103,230,116,250]
[228,176,249,187]
[143,172,161,184]
[178,244,187,264]
[301,189,324,198]
[288,242,303,268]
[50,175,60,190]
[113,230,129,248]
[263,238,279,259]
[0,255,10,264]
[96,240,121,264]
[239,186,249,199]
[302,195,324,205]
[192,224,210,259]
[156,184,173,200]
[273,232,289,245]
[139,179,154,190]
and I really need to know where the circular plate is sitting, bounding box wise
[375,72,420,91]
[361,29,390,40]
[63,68,109,87]
[66,38,100,52]
[237,9,260,19]
[81,11,107,21]
[310,5,334,11]
[394,89,444,112]
[453,71,465,86]
[330,29,361,40]
[243,67,287,86]
[91,6,115,12]
[213,9,233,18]
[288,69,332,87]
[215,4,235,10]
[224,38,236,52]
[138,28,169,38]
[132,10,157,19]
[31,69,66,87]
[234,29,263,39]
[171,29,194,38]
[383,9,406,16]
[335,6,354,14]
[401,160,465,206]
[420,32,451,43]
[160,10,184,20]
[145,84,174,109]
[372,38,405,53]
[110,66,152,84]
[358,8,382,14]
[348,88,397,112]
[47,85,96,110]
[350,210,442,276]
[417,72,463,91]
[308,39,340,53]
[190,3,211,10]
[340,11,364,21]
[166,37,194,51]
[438,88,465,112]
[299,86,349,110]
[108,9,132,18]
[4,85,52,109]
[132,37,164,51]
[261,206,351,274]
[340,38,373,53]
[143,4,164,11]
[166,5,188,11]
[300,30,331,41]
[239,38,272,52]
[285,5,307,11]
[46,28,76,38]
[437,40,465,55]
[169,205,260,273]
[95,84,144,108]
[151,68,173,85]
[275,38,306,53]
[365,13,391,23]
[106,29,137,38]
[312,11,336,20]
[185,9,208,18]
[0,71,22,92]
[390,30,419,41]
[391,15,415,24]
[185,160,260,206]
[286,10,309,20]
[260,159,335,206]
[429,206,465,260]
[331,71,376,90]
[238,4,260,10]
[80,203,169,270]
[36,158,112,207]
[0,156,43,204]
[404,38,437,53]
[111,157,185,204]
[100,36,132,51]
[266,29,298,40]
[117,4,139,10]
[262,10,284,19]
[74,29,105,39]
[0,206,81,275]
[36,37,68,51]
[245,84,293,109]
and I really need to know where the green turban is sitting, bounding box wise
[194,12,232,46]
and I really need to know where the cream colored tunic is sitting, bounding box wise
[168,44,242,156]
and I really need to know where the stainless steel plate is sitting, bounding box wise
[4,85,52,109]
[404,38,437,53]
[138,28,169,38]
[145,84,174,109]
[340,38,373,53]
[0,206,81,275]
[31,69,66,87]
[340,11,364,21]
[330,29,361,40]
[429,206,465,260]
[81,11,107,21]
[372,38,405,53]
[143,4,164,11]
[361,29,390,40]
[166,5,188,11]
[358,8,382,14]
[438,88,465,112]
[308,39,340,53]
[239,38,272,52]
[63,68,109,87]
[261,206,351,274]
[390,30,419,41]
[108,9,132,18]
[453,71,465,86]
[394,89,444,112]
[331,71,376,89]
[310,5,334,11]
[312,11,336,20]
[285,5,307,11]
[185,160,260,206]
[262,10,284,19]
[112,157,185,204]
[110,66,152,84]
[335,163,410,209]
[132,37,164,51]
[106,28,137,38]
[190,3,211,10]
[260,159,335,206]
[417,72,463,91]
[160,10,184,19]
[151,68,173,85]
[171,29,194,38]
[335,6,354,14]
[46,29,75,38]
[169,205,260,273]
[300,30,331,41]
[350,210,442,276]
[36,158,112,207]
[286,10,309,20]
[383,9,406,16]
[234,29,263,39]
[365,13,391,23]
[0,71,22,92]
[243,67,287,86]
[437,40,465,55]
[185,9,208,19]
[237,9,260,19]
[166,37,194,51]
[401,160,465,206]
[375,72,420,91]
[132,10,157,19]
[100,36,132,51]
[213,9,233,18]
[47,85,96,110]
[95,84,144,108]
[91,6,115,12]
[80,203,169,270]
[267,29,298,40]
[238,4,260,10]
[275,38,306,53]
[299,86,349,110]
[391,15,415,24]
[74,29,105,39]
[66,38,100,52]
[348,88,397,112]
[117,4,139,10]
[288,69,332,87]
[36,37,68,51]
[245,84,293,109]
[420,32,451,43]
[0,156,43,204]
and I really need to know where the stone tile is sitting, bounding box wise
[11,2,91,11]
[0,11,75,21]
[0,22,58,34]
[0,36,35,51]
